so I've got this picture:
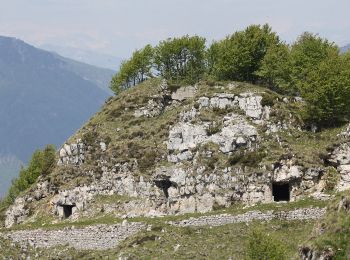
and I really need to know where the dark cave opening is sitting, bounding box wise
[272,182,290,202]
[62,204,75,218]
[154,179,172,198]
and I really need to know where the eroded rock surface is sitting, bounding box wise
[328,142,350,191]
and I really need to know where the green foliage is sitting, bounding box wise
[109,26,350,128]
[300,51,350,126]
[210,24,281,82]
[110,45,154,94]
[245,228,287,260]
[256,42,292,93]
[154,35,206,84]
[289,32,338,93]
[307,192,350,259]
[324,167,340,192]
[3,145,56,204]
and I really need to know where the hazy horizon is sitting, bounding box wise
[1,0,350,60]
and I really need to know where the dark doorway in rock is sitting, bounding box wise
[154,179,172,198]
[272,182,290,202]
[62,205,75,218]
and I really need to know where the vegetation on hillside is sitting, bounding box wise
[0,145,56,223]
[302,191,350,259]
[111,24,350,128]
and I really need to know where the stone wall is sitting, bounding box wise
[170,207,326,227]
[2,221,145,250]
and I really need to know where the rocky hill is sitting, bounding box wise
[0,36,113,197]
[1,79,350,258]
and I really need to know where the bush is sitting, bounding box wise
[245,228,287,260]
[3,145,56,205]
[324,167,340,191]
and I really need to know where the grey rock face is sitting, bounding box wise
[171,86,196,101]
[197,92,268,120]
[238,93,264,119]
[273,159,303,182]
[134,97,165,118]
[58,139,85,166]
[328,142,350,191]
[167,113,258,159]
[5,198,29,228]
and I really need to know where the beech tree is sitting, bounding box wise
[289,32,339,94]
[110,44,154,94]
[153,35,206,84]
[210,24,281,82]
[255,42,292,93]
[300,51,350,126]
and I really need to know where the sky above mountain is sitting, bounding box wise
[1,0,350,59]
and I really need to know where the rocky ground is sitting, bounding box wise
[1,79,350,258]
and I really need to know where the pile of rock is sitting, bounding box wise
[170,207,326,227]
[3,221,146,250]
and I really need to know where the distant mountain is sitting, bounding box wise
[340,43,350,53]
[0,36,113,197]
[40,44,122,70]
[54,54,115,95]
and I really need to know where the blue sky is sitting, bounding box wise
[1,0,349,58]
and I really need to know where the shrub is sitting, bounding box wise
[324,167,340,191]
[3,145,56,205]
[245,228,287,260]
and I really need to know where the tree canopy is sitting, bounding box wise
[110,24,350,128]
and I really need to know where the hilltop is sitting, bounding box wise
[1,25,350,258]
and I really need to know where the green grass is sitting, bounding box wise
[302,191,350,259]
[0,219,315,259]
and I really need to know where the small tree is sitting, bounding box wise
[289,32,339,94]
[5,145,56,204]
[300,51,350,126]
[154,35,206,84]
[255,42,292,93]
[110,45,154,94]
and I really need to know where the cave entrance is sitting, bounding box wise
[62,205,75,218]
[154,179,172,198]
[272,182,290,202]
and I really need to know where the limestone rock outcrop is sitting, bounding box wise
[328,142,350,191]
[58,139,85,166]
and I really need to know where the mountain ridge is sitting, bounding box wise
[0,35,113,197]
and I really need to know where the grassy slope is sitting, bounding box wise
[302,191,350,259]
[1,79,350,258]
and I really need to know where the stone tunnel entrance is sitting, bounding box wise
[272,182,290,202]
[62,204,76,218]
[154,179,173,198]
